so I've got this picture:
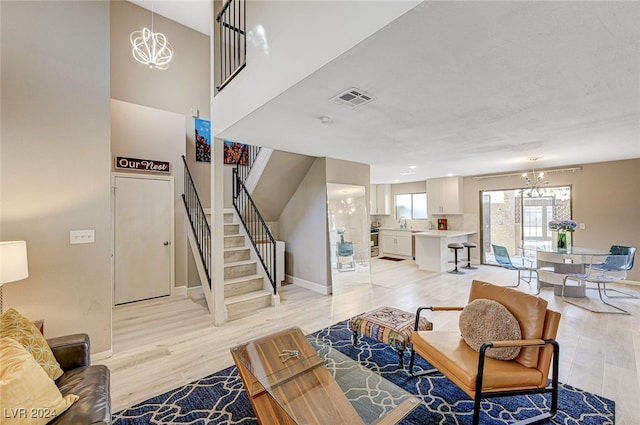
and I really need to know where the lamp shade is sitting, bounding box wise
[0,241,29,284]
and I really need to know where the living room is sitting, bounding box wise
[1,1,639,424]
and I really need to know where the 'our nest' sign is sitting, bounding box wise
[115,156,171,173]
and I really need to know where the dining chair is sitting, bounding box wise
[562,246,636,314]
[491,244,539,294]
[592,245,637,299]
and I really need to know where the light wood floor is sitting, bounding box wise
[96,258,640,424]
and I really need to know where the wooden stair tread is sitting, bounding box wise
[224,246,250,252]
[224,260,257,267]
[224,274,263,285]
[225,290,271,304]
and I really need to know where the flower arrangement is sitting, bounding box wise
[548,220,577,249]
[548,220,577,233]
[337,227,346,243]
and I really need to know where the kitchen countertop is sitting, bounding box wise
[379,228,476,237]
[413,230,477,238]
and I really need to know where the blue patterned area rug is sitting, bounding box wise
[113,320,615,424]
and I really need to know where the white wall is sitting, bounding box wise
[110,100,187,287]
[1,1,112,353]
[278,157,370,294]
[212,0,421,136]
[110,1,211,288]
[279,158,329,293]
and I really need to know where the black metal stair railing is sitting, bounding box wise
[232,146,277,294]
[235,143,260,183]
[182,156,211,286]
[216,0,246,92]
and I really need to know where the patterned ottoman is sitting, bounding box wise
[350,306,433,368]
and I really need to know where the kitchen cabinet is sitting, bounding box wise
[427,177,463,215]
[380,230,413,258]
[370,184,391,215]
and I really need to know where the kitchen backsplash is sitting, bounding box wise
[373,214,478,232]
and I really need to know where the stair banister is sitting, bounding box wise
[181,155,211,286]
[232,145,278,294]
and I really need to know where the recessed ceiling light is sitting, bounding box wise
[409,165,417,169]
[447,173,454,177]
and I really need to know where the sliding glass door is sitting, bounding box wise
[481,186,572,264]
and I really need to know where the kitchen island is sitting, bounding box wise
[414,230,477,272]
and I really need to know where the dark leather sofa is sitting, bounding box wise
[46,334,111,425]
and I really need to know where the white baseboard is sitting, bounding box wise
[288,275,330,295]
[173,286,188,297]
[172,285,204,299]
[187,286,204,298]
[91,349,113,361]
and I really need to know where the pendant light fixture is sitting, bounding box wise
[522,157,548,197]
[130,3,173,70]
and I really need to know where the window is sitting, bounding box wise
[480,186,572,264]
[395,193,427,219]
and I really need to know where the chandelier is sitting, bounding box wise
[522,157,548,197]
[130,5,173,70]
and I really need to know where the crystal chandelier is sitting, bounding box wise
[130,5,173,70]
[522,157,548,197]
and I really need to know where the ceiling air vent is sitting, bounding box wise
[329,88,376,108]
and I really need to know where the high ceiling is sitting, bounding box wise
[128,0,211,35]
[139,1,640,184]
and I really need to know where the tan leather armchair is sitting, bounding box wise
[409,280,561,425]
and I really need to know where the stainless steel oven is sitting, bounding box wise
[370,232,379,257]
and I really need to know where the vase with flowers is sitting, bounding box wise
[548,219,577,250]
[337,227,346,244]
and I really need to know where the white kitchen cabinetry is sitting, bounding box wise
[427,177,464,215]
[370,185,377,214]
[370,184,391,215]
[380,230,413,258]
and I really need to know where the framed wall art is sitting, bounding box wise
[195,118,211,162]
[223,140,248,165]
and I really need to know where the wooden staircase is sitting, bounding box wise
[223,211,272,320]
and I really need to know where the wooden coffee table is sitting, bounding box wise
[230,327,420,425]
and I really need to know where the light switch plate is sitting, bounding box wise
[70,229,95,244]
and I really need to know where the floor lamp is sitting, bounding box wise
[0,241,29,314]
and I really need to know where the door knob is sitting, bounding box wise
[163,241,170,246]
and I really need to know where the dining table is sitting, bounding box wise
[534,246,610,297]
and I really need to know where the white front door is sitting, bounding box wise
[113,174,173,305]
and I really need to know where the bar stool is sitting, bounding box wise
[462,242,478,270]
[448,243,465,274]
